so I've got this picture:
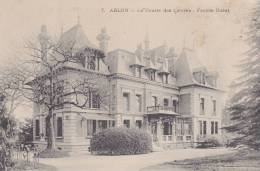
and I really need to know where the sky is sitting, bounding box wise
[0,0,256,120]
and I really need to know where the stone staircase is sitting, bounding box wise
[152,142,164,152]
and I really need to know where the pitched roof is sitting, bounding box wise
[181,48,206,72]
[145,59,157,70]
[130,55,144,67]
[59,24,97,51]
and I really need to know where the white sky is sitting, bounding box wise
[0,0,256,120]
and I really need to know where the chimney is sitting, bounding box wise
[97,27,110,54]
[38,25,49,61]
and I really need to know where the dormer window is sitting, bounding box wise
[134,67,142,78]
[148,70,156,81]
[87,56,100,71]
[161,74,169,84]
[130,55,144,78]
[206,73,218,87]
[193,71,206,85]
[81,48,104,71]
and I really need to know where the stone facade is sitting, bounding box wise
[32,24,224,151]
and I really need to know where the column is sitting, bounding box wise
[157,119,163,145]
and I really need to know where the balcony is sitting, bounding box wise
[147,106,179,116]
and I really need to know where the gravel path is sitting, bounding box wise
[39,148,232,171]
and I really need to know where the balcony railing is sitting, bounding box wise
[161,135,193,143]
[162,135,173,142]
[147,105,177,113]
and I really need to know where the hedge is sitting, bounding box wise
[90,127,152,155]
[197,136,224,148]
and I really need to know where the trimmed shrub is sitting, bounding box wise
[197,136,224,148]
[90,127,152,155]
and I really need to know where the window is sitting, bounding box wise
[136,94,142,112]
[211,121,214,135]
[163,98,169,107]
[135,67,141,78]
[163,122,172,135]
[98,120,107,130]
[87,57,96,70]
[201,73,206,85]
[199,121,203,135]
[87,120,96,136]
[53,81,64,108]
[92,94,100,109]
[149,70,156,81]
[89,92,101,109]
[152,96,157,106]
[123,93,130,111]
[215,122,218,134]
[172,100,177,112]
[162,74,168,84]
[176,123,183,135]
[135,120,142,128]
[108,120,115,127]
[212,100,216,115]
[35,119,40,137]
[57,117,63,137]
[203,121,207,135]
[123,120,130,128]
[111,85,116,111]
[200,98,205,115]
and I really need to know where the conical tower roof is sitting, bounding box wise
[59,24,97,52]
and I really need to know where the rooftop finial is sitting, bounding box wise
[144,27,150,51]
[60,25,64,36]
[77,14,80,25]
[183,34,187,50]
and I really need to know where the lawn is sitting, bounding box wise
[9,160,56,171]
[141,149,260,171]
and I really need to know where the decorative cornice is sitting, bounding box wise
[108,73,179,90]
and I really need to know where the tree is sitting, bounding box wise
[225,3,260,150]
[17,25,109,150]
[0,95,16,171]
[18,118,33,144]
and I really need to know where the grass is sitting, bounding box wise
[9,160,56,171]
[38,149,69,158]
[141,149,260,171]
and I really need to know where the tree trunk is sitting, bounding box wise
[46,109,56,150]
[46,68,56,150]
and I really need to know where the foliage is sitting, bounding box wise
[224,2,260,150]
[90,127,152,155]
[0,100,16,170]
[18,118,33,144]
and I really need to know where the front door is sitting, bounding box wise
[151,122,158,141]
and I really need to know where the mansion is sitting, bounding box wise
[33,23,224,151]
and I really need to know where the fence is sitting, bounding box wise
[2,143,41,170]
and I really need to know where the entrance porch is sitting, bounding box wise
[145,106,193,148]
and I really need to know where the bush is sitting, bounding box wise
[90,127,152,155]
[197,136,224,148]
